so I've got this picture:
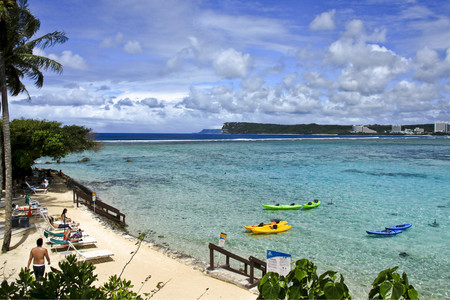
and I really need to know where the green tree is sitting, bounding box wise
[9,118,98,177]
[0,0,67,252]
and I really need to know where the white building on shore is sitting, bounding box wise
[391,125,402,133]
[434,121,449,133]
[352,125,377,134]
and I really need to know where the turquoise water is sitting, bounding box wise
[38,136,450,298]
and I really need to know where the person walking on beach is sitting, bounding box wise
[27,238,51,279]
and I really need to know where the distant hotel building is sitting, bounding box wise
[352,125,377,134]
[414,127,425,134]
[434,121,449,133]
[391,125,402,133]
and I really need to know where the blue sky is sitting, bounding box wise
[10,0,450,133]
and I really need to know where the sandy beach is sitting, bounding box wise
[1,175,255,299]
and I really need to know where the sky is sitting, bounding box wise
[9,0,450,133]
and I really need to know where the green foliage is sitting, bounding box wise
[7,118,98,177]
[258,258,351,299]
[101,274,141,299]
[0,255,142,299]
[369,266,418,300]
[258,260,419,300]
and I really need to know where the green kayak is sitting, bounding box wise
[303,200,321,209]
[262,204,302,210]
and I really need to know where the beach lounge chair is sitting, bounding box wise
[40,211,64,232]
[40,210,78,232]
[43,229,64,238]
[13,204,42,216]
[48,236,97,249]
[25,181,47,194]
[60,241,114,262]
[43,229,89,239]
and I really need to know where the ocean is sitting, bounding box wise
[36,133,450,298]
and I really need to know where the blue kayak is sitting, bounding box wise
[366,230,403,235]
[385,223,412,230]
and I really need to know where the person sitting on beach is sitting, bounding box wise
[48,216,77,230]
[63,229,82,242]
[60,208,72,223]
[41,178,49,188]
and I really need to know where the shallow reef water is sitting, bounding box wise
[38,135,450,299]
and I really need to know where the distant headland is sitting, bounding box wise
[218,122,442,135]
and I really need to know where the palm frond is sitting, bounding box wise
[1,0,67,97]
[25,31,68,50]
[19,53,63,74]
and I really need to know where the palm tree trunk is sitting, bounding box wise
[0,44,12,252]
[0,115,3,190]
[0,129,4,190]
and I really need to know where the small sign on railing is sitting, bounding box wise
[218,232,227,248]
[267,250,291,276]
[92,192,96,212]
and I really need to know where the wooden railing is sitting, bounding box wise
[73,189,126,225]
[208,243,266,287]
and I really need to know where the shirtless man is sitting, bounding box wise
[27,238,51,279]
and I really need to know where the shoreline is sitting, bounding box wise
[61,171,216,274]
[0,172,256,299]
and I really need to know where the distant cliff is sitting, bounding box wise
[221,122,435,135]
[198,129,222,134]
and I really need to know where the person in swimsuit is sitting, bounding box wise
[48,215,72,230]
[64,229,82,242]
[60,208,72,223]
[27,238,51,279]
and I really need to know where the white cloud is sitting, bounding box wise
[14,87,105,106]
[100,32,124,48]
[413,47,450,82]
[123,41,142,54]
[325,20,410,95]
[387,80,440,110]
[310,10,336,31]
[43,50,87,70]
[400,5,434,20]
[114,98,135,109]
[241,76,265,92]
[14,1,450,132]
[139,97,165,108]
[213,48,252,78]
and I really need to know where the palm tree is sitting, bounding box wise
[1,0,67,251]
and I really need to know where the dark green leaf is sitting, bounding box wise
[380,281,393,298]
[407,288,419,300]
[392,282,405,300]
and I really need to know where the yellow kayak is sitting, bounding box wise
[251,224,292,234]
[244,220,288,231]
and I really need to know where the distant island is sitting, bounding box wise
[198,129,222,134]
[221,122,436,135]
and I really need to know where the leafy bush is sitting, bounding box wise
[0,255,142,299]
[257,259,418,300]
[369,266,418,300]
[257,258,350,299]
